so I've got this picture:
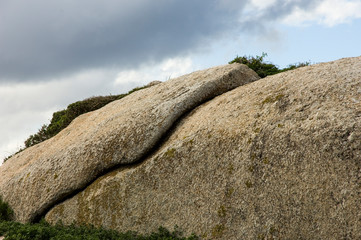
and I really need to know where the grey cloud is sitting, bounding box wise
[0,0,322,83]
[240,0,322,32]
[0,0,245,82]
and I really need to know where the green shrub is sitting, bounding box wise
[229,52,310,78]
[24,95,123,148]
[0,196,13,222]
[0,220,198,240]
[3,85,149,162]
[229,53,279,78]
[24,85,148,149]
[280,62,311,72]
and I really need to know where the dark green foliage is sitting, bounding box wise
[126,86,148,95]
[24,124,49,148]
[24,85,148,149]
[0,196,13,222]
[0,196,196,239]
[3,85,149,162]
[2,148,24,163]
[24,95,122,148]
[229,53,310,78]
[229,53,279,78]
[280,62,311,72]
[0,220,198,240]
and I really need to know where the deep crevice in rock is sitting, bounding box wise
[32,86,235,223]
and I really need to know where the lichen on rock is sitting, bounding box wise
[45,56,361,239]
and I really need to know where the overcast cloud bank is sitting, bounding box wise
[0,0,344,83]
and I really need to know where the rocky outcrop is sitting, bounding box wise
[45,57,361,239]
[0,63,259,223]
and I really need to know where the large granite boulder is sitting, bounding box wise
[45,57,361,239]
[0,63,260,223]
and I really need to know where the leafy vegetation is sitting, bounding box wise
[0,220,198,240]
[3,85,149,162]
[0,196,13,222]
[24,95,123,148]
[0,197,198,240]
[24,86,147,149]
[229,52,310,78]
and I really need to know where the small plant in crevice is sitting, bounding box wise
[211,224,226,238]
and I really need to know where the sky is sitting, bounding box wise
[1,0,361,163]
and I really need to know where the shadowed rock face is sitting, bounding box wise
[45,57,361,239]
[0,63,259,223]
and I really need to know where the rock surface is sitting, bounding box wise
[45,57,361,239]
[0,63,260,223]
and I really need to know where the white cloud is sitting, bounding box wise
[114,57,194,86]
[249,0,278,10]
[282,0,361,27]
